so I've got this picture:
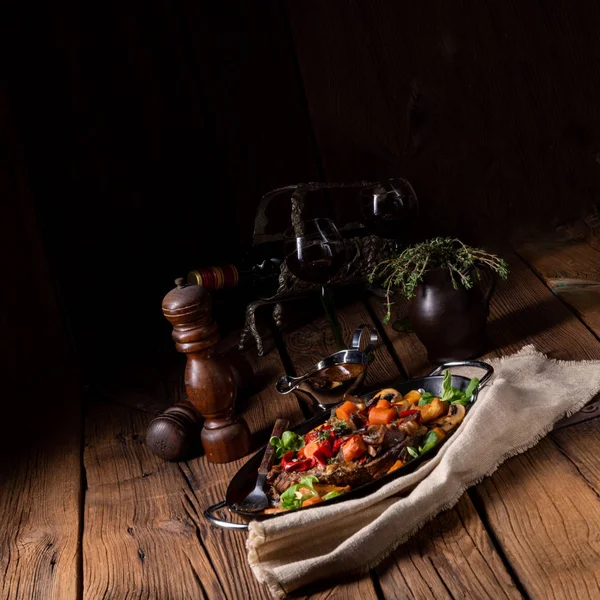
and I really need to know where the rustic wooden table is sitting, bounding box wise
[2,223,600,599]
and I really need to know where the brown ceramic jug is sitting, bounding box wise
[408,267,494,364]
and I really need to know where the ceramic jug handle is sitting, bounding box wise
[350,324,378,356]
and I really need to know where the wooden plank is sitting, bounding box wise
[516,220,600,339]
[377,495,522,600]
[282,295,404,392]
[474,436,600,599]
[287,0,600,239]
[0,372,82,600]
[83,346,378,599]
[282,298,521,599]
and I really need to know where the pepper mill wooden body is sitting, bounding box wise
[162,279,251,463]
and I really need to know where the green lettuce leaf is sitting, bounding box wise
[322,490,344,501]
[406,446,419,459]
[270,430,305,459]
[280,476,319,510]
[418,430,439,455]
[464,377,480,400]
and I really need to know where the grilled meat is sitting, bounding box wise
[267,435,419,495]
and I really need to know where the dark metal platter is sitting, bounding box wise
[204,361,493,530]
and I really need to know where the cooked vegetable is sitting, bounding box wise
[418,430,440,455]
[462,377,480,403]
[406,446,419,459]
[303,440,321,458]
[431,403,466,432]
[314,483,351,496]
[418,391,436,406]
[369,407,397,425]
[270,430,305,459]
[342,435,367,462]
[336,400,359,422]
[387,460,404,474]
[301,496,323,507]
[397,408,419,419]
[322,490,344,501]
[402,390,422,405]
[417,397,448,423]
[280,476,319,510]
[440,370,480,406]
[281,451,316,472]
[266,377,478,513]
[372,388,402,404]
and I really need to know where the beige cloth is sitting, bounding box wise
[247,346,600,598]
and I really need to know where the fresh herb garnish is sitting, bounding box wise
[418,391,436,406]
[270,430,305,459]
[322,490,344,501]
[418,430,439,455]
[280,476,319,510]
[440,370,480,406]
[406,446,419,459]
[463,377,480,401]
[330,417,349,436]
[318,429,332,442]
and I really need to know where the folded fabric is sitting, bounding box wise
[247,346,600,598]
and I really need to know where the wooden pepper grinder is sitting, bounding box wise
[158,278,251,463]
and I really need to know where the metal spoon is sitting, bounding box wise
[234,418,289,513]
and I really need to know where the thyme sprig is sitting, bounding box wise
[369,237,509,323]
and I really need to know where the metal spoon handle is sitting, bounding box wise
[259,418,289,476]
[275,373,310,394]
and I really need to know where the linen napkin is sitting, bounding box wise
[246,345,600,598]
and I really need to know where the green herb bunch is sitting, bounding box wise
[369,237,509,323]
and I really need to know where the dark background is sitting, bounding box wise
[3,1,600,384]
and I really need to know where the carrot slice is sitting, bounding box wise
[302,496,323,507]
[336,400,359,422]
[387,460,404,474]
[303,441,320,458]
[376,399,392,409]
[342,435,367,462]
[369,407,397,425]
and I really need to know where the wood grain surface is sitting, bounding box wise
[286,0,600,239]
[281,295,404,392]
[376,495,523,600]
[83,345,379,599]
[517,219,600,339]
[0,373,82,600]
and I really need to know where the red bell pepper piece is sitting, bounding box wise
[312,448,328,467]
[280,451,317,472]
[332,437,345,454]
[398,409,419,418]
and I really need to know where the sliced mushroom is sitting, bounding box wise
[361,424,386,446]
[430,403,466,432]
[367,445,380,458]
[371,388,402,404]
[391,399,411,412]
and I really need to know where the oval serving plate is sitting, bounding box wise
[204,360,493,530]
